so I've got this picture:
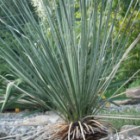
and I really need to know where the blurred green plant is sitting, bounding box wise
[128,79,140,88]
[100,108,140,130]
[0,74,48,111]
[0,0,140,139]
[111,0,140,90]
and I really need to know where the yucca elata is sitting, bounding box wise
[0,0,140,139]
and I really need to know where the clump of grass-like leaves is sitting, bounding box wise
[0,0,140,139]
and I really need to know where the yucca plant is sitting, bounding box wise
[0,0,140,139]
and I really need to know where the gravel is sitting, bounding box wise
[109,104,140,112]
[0,111,63,140]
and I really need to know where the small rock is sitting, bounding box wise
[114,99,140,105]
[132,135,140,140]
[120,125,140,138]
[101,125,140,140]
[23,115,48,125]
[126,87,140,98]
